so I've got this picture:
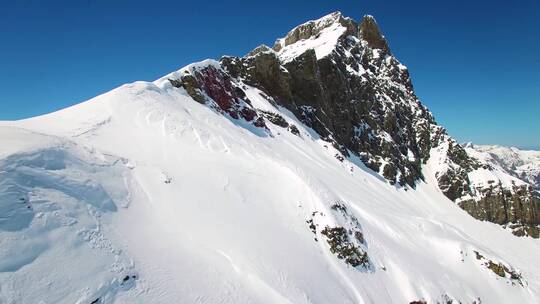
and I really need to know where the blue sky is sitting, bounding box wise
[1,0,539,149]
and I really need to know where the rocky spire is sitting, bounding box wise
[359,15,389,52]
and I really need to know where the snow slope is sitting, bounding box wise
[1,74,540,304]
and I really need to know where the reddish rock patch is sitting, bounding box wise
[192,66,266,129]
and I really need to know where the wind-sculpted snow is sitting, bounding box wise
[0,130,137,303]
[0,178,33,232]
[1,11,540,304]
[0,148,118,215]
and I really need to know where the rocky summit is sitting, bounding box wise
[168,12,540,238]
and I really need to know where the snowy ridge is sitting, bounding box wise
[154,59,223,89]
[1,12,540,304]
[467,144,540,191]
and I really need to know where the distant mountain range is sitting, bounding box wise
[466,144,540,191]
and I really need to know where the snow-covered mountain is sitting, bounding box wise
[1,12,540,304]
[465,144,540,191]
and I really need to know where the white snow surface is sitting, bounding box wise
[1,72,540,303]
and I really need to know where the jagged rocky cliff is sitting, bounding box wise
[164,12,540,238]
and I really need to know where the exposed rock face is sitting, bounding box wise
[308,202,371,269]
[474,251,523,286]
[259,110,300,135]
[169,63,266,128]
[430,132,540,237]
[459,184,540,237]
[167,12,540,237]
[169,74,205,103]
[359,15,390,51]
[222,13,431,187]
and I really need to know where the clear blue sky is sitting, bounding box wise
[1,0,539,149]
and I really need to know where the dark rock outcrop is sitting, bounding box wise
[309,202,370,269]
[459,184,540,237]
[474,251,523,285]
[222,13,430,187]
[359,15,390,52]
[169,65,266,128]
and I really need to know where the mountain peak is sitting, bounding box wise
[270,12,391,62]
[359,14,389,52]
[272,11,357,52]
[271,12,358,62]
